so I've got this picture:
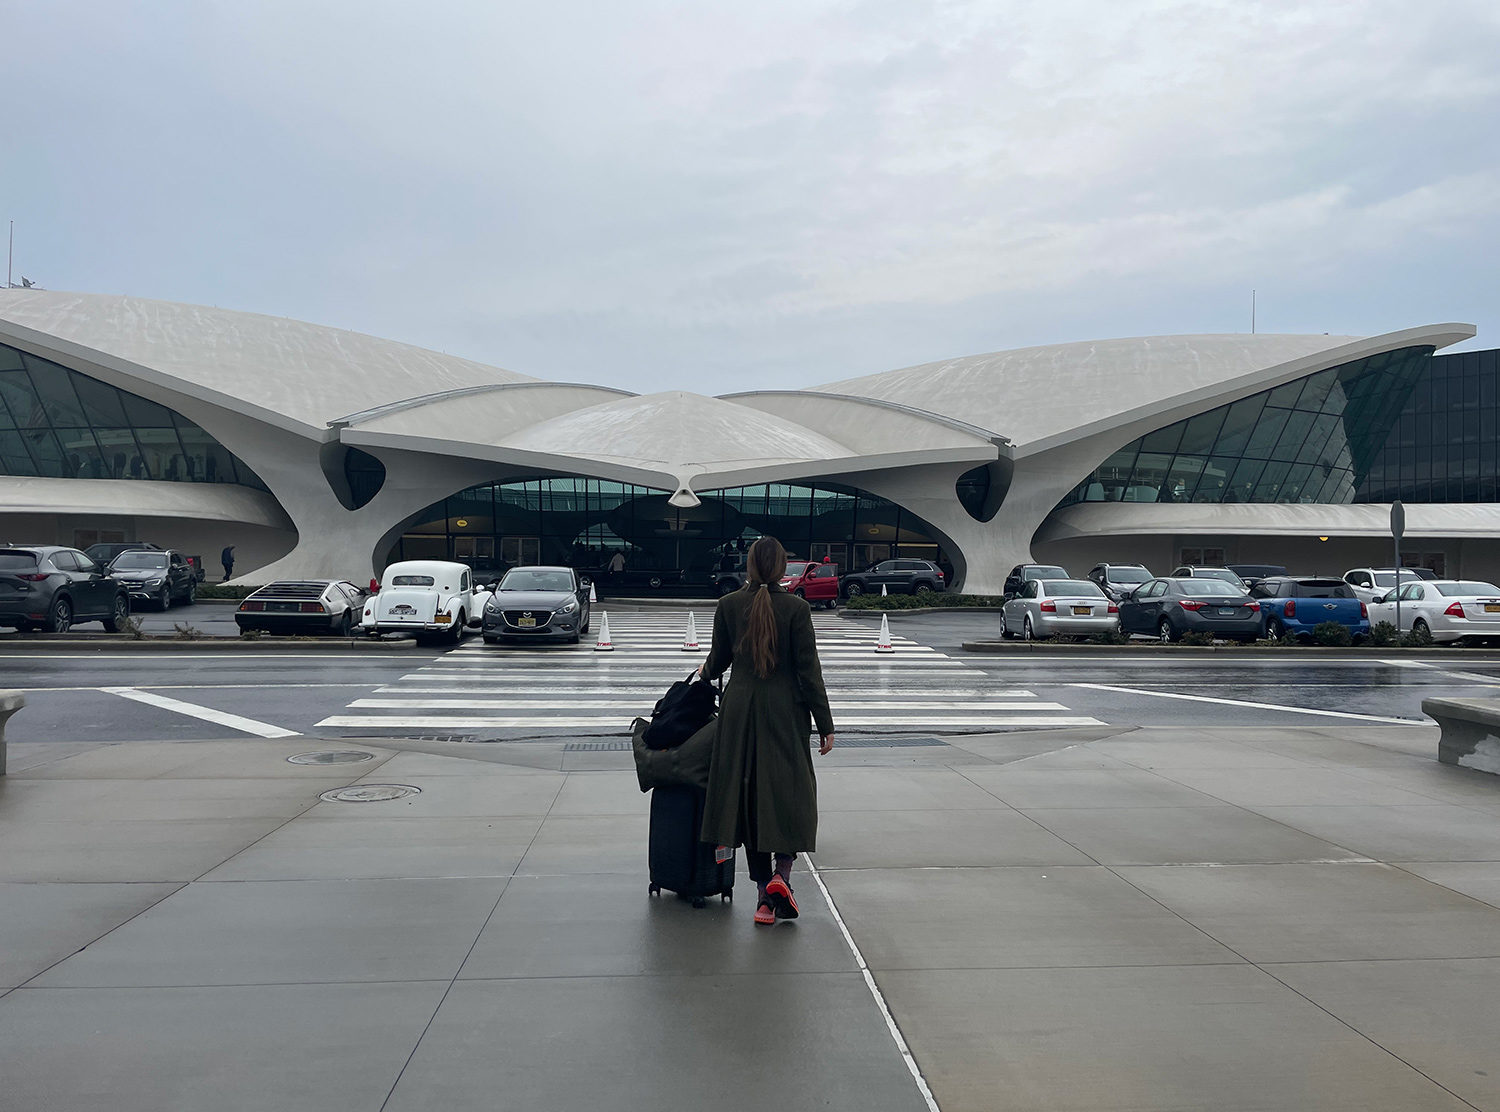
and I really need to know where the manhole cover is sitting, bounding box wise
[287,750,376,765]
[319,784,422,803]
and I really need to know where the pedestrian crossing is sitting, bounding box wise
[315,612,1103,735]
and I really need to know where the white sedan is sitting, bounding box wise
[1366,579,1500,644]
[1002,578,1118,641]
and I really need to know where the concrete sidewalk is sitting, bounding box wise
[2,723,1499,1111]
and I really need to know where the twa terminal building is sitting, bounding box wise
[1,290,1497,593]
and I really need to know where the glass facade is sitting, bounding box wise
[0,341,267,489]
[1057,346,1432,508]
[1359,348,1500,503]
[389,477,950,585]
[343,448,386,509]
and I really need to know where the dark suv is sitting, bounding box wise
[84,541,163,567]
[841,559,946,597]
[1004,564,1069,598]
[0,545,132,632]
[107,549,199,610]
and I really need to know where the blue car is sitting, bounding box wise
[1249,576,1369,642]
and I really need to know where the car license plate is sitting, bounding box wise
[390,604,416,616]
[1072,606,1091,616]
[269,602,299,612]
[1218,607,1235,615]
[1487,604,1500,613]
[518,617,536,627]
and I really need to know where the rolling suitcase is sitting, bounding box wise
[648,784,734,908]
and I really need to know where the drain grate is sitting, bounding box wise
[319,784,423,803]
[564,741,634,752]
[287,750,376,765]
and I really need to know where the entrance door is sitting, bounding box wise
[501,536,540,567]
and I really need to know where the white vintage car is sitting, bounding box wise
[360,560,492,641]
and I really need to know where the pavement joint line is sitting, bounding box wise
[804,854,942,1112]
[1069,682,1422,725]
[99,686,300,738]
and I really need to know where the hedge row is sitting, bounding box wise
[843,590,1005,610]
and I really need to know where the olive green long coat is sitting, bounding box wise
[700,584,834,854]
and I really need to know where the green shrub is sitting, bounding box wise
[844,590,1004,610]
[1089,627,1132,645]
[197,583,260,600]
[1366,621,1399,647]
[1400,623,1433,648]
[1178,630,1215,646]
[1311,621,1353,647]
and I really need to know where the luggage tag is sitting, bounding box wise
[714,845,734,864]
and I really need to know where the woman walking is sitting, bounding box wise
[700,536,835,925]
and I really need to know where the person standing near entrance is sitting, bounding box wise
[221,545,235,582]
[699,536,835,925]
[607,549,626,585]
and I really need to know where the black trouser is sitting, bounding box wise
[745,851,795,885]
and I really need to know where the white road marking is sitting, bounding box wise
[317,715,1103,728]
[100,686,299,738]
[349,698,1068,711]
[1070,682,1420,724]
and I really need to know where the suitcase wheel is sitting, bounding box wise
[648,883,661,896]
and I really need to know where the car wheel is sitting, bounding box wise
[157,586,171,611]
[1023,615,1035,641]
[101,593,130,633]
[1158,617,1178,644]
[186,580,197,605]
[1413,619,1433,642]
[337,611,353,636]
[913,580,934,594]
[1267,618,1286,641]
[845,582,864,598]
[648,575,663,589]
[824,599,837,610]
[47,595,72,634]
[794,588,805,600]
[448,614,465,644]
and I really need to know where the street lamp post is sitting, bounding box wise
[1392,501,1405,635]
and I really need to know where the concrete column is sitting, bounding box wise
[0,690,24,775]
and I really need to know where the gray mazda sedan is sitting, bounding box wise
[481,566,592,645]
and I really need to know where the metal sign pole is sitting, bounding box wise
[1391,500,1405,634]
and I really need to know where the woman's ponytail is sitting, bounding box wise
[741,537,787,678]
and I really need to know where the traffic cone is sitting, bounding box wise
[588,580,597,603]
[682,611,701,651]
[875,613,895,653]
[594,611,614,652]
[881,582,888,597]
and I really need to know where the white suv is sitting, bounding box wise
[1341,567,1436,605]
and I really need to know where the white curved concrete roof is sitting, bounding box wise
[0,476,293,531]
[0,290,533,436]
[811,330,1473,454]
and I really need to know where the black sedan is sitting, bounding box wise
[1118,577,1262,643]
[235,581,368,635]
[482,566,591,644]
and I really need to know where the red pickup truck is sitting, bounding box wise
[781,561,839,609]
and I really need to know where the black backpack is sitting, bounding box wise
[642,672,720,750]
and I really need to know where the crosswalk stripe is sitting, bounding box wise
[348,699,1068,711]
[317,715,1104,729]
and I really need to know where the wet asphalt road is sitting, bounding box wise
[3,608,1499,746]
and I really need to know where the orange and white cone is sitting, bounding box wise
[594,611,614,652]
[875,613,895,653]
[682,611,700,651]
[588,580,597,604]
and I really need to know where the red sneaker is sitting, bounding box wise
[754,899,776,926]
[765,875,799,920]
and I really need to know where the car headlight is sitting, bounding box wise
[485,598,500,611]
[145,577,164,586]
[562,598,578,613]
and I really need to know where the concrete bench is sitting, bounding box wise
[1423,696,1500,775]
[0,690,23,775]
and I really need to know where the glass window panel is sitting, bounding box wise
[69,372,129,425]
[23,358,88,427]
[55,428,107,477]
[0,370,45,428]
[1278,464,1315,502]
[93,429,145,478]
[1125,453,1172,501]
[0,429,40,476]
[1252,460,1292,501]
[0,393,13,429]
[172,423,237,483]
[119,392,176,427]
[133,427,187,481]
[1293,413,1341,467]
[1177,409,1228,456]
[1138,425,1183,454]
[0,346,21,372]
[1265,379,1307,409]
[1211,396,1265,456]
[1296,371,1337,413]
[1192,457,1239,502]
[1225,458,1267,501]
[1269,409,1316,461]
[1162,455,1206,502]
[1244,408,1290,457]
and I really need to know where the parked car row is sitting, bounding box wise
[0,542,207,632]
[714,557,946,600]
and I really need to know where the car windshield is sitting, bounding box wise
[1196,568,1244,585]
[1373,570,1426,587]
[112,552,168,569]
[1110,567,1152,583]
[0,552,39,572]
[1024,566,1067,580]
[500,570,574,593]
[783,563,809,577]
[390,575,435,587]
[1043,580,1105,598]
[1175,579,1242,597]
[1436,582,1500,596]
[1296,581,1352,598]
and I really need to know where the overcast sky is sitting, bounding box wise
[6,1,1498,393]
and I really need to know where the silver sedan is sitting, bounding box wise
[1002,578,1118,641]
